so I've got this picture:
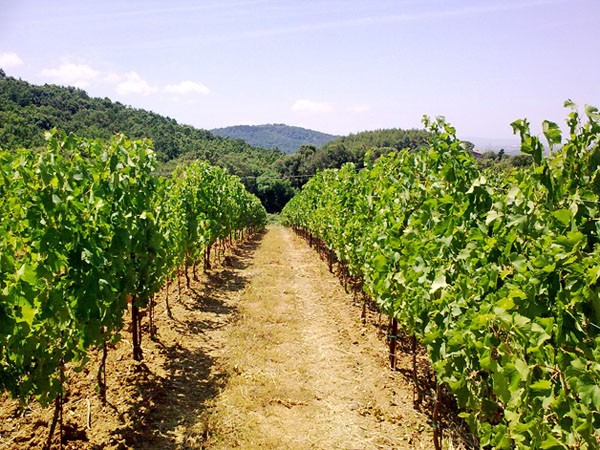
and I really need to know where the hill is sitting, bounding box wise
[0,70,280,163]
[3,71,514,211]
[319,128,431,157]
[276,128,431,187]
[211,123,338,154]
[0,70,294,212]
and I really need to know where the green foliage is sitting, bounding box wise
[211,123,338,154]
[0,74,438,212]
[0,74,261,162]
[476,150,534,172]
[0,73,288,211]
[0,131,266,406]
[277,128,431,188]
[282,105,600,449]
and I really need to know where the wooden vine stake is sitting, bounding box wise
[149,295,156,340]
[131,295,143,362]
[177,268,182,301]
[361,293,367,325]
[97,328,108,405]
[204,245,212,271]
[389,318,398,370]
[165,276,173,319]
[433,383,443,450]
[45,362,65,450]
[185,262,191,289]
[412,334,422,406]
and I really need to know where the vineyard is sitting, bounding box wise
[282,103,600,449]
[0,131,266,445]
[1,104,599,449]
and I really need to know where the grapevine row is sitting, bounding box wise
[281,104,600,449]
[0,131,266,409]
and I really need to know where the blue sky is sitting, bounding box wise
[1,0,599,143]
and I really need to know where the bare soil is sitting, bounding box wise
[0,226,436,449]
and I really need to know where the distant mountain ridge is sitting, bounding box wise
[211,123,338,154]
[461,136,521,155]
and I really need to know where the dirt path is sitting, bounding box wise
[0,225,434,449]
[202,226,433,449]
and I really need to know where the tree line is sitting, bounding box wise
[0,70,526,212]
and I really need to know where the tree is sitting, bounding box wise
[256,171,296,213]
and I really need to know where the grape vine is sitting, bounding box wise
[282,103,600,449]
[0,131,266,409]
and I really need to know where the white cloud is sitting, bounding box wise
[41,62,100,88]
[103,71,122,84]
[164,80,210,95]
[292,99,333,113]
[115,71,156,96]
[349,105,370,113]
[0,52,24,69]
[40,61,207,99]
[40,62,155,95]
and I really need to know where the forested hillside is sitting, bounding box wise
[276,128,432,187]
[0,70,281,163]
[211,123,338,154]
[1,71,452,209]
[5,71,529,212]
[0,70,294,212]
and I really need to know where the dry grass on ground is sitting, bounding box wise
[1,226,467,449]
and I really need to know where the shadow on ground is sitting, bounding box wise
[116,231,266,449]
